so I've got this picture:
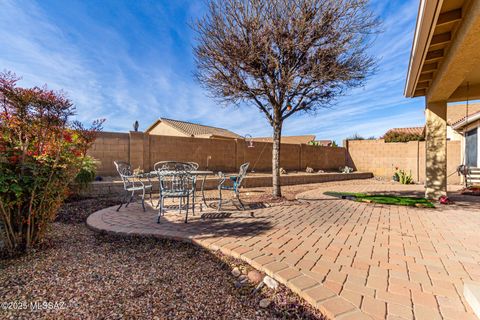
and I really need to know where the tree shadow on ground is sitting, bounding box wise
[105,202,276,241]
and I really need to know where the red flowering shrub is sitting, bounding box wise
[0,71,103,255]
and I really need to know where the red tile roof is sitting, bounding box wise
[447,103,480,125]
[384,127,424,136]
[451,110,480,128]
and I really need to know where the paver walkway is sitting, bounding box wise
[87,181,480,320]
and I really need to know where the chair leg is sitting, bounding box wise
[218,187,222,212]
[149,189,154,206]
[192,191,195,216]
[117,191,127,211]
[157,195,164,223]
[162,196,166,216]
[236,192,245,210]
[156,191,161,208]
[141,188,146,212]
[185,196,189,223]
[125,190,134,207]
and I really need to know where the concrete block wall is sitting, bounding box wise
[301,145,346,170]
[345,139,461,184]
[87,132,129,175]
[89,131,347,176]
[149,135,237,172]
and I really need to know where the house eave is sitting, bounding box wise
[404,0,443,98]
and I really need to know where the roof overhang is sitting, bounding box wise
[405,0,480,102]
[404,0,443,98]
[145,119,161,133]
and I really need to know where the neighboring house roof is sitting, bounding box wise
[447,103,480,126]
[252,135,316,144]
[381,103,480,135]
[146,118,242,139]
[452,110,480,130]
[384,127,424,136]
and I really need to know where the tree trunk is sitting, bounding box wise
[272,122,282,197]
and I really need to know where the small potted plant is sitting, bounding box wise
[392,167,399,182]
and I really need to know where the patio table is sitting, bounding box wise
[190,170,215,209]
[146,170,215,210]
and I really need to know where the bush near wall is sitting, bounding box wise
[383,131,424,143]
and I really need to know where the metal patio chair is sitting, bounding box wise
[114,161,153,212]
[153,161,199,208]
[217,162,250,211]
[156,170,196,223]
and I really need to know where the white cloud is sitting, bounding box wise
[0,0,424,143]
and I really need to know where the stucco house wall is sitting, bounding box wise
[148,122,188,136]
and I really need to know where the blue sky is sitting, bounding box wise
[0,0,426,143]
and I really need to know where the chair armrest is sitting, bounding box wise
[126,173,148,188]
[217,171,227,187]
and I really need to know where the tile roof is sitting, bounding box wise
[381,103,480,136]
[384,127,424,136]
[448,103,480,126]
[452,110,480,128]
[158,118,242,139]
[252,135,316,144]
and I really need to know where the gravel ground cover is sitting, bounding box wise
[1,195,326,320]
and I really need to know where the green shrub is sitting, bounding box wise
[73,156,99,193]
[384,131,424,143]
[394,169,413,184]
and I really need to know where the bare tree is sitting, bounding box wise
[193,0,379,197]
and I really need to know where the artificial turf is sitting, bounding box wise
[324,191,435,208]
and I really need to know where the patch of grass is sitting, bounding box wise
[324,192,435,208]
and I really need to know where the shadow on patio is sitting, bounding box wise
[90,202,276,242]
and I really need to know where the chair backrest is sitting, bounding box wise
[236,162,250,188]
[114,161,133,189]
[187,162,200,170]
[158,171,196,195]
[154,161,198,171]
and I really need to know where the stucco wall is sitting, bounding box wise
[87,132,129,175]
[148,122,188,136]
[345,139,461,184]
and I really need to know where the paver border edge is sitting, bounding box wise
[86,206,373,320]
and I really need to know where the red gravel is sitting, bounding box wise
[1,196,326,320]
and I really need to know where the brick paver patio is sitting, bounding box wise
[87,181,480,320]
